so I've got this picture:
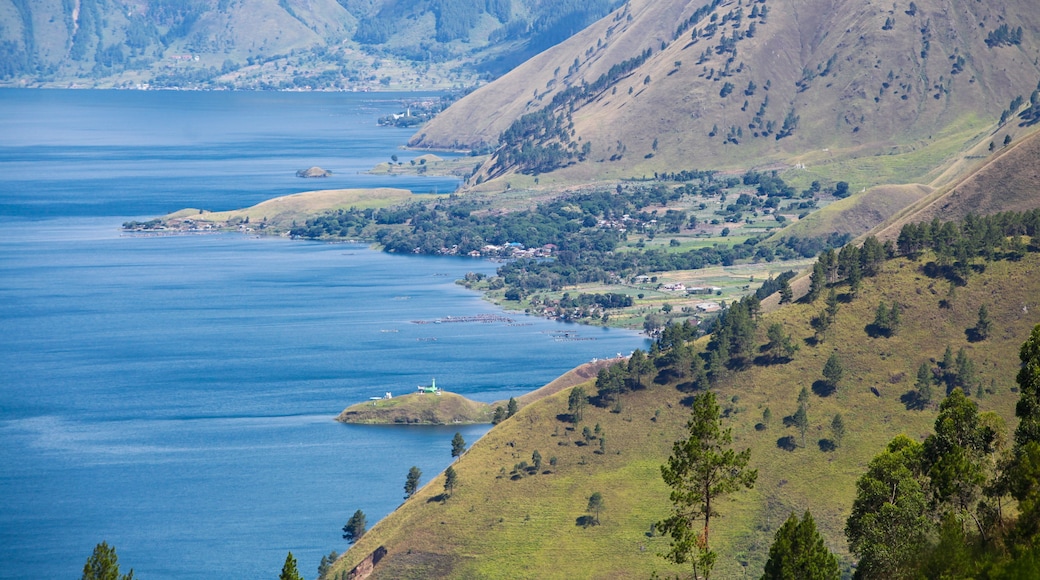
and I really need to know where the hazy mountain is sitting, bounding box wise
[0,0,620,89]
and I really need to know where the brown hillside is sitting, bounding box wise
[875,127,1040,240]
[414,0,1040,184]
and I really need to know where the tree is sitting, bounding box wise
[658,391,758,579]
[779,278,793,304]
[587,491,604,525]
[762,511,841,580]
[765,322,798,362]
[793,403,809,447]
[568,386,588,423]
[822,353,843,392]
[82,542,135,580]
[807,261,826,303]
[404,466,422,499]
[492,406,506,424]
[915,362,934,408]
[845,435,932,579]
[627,349,653,388]
[280,551,304,580]
[451,432,466,459]
[831,413,846,447]
[317,550,339,580]
[444,465,458,497]
[922,388,995,516]
[507,397,519,418]
[342,509,367,544]
[532,449,543,471]
[973,304,992,340]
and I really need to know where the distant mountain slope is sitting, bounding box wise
[0,0,618,88]
[413,0,1040,185]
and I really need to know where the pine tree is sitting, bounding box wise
[506,397,519,417]
[915,361,934,408]
[822,353,844,392]
[831,413,846,447]
[342,509,367,544]
[762,511,841,579]
[451,432,466,458]
[587,491,604,525]
[82,542,135,580]
[658,391,757,579]
[444,465,458,497]
[974,304,992,340]
[404,466,422,499]
[280,552,304,580]
[568,386,587,423]
[807,261,826,302]
[793,403,809,447]
[779,278,793,304]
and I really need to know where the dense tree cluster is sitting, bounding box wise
[491,48,655,174]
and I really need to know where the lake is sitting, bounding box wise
[0,90,649,579]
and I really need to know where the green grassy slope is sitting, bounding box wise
[329,246,1040,578]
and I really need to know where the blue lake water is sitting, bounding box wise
[0,90,648,579]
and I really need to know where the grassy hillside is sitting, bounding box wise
[328,241,1040,578]
[415,0,1040,189]
[875,126,1040,242]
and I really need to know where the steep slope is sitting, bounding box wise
[414,0,1040,185]
[328,240,1040,578]
[875,125,1040,241]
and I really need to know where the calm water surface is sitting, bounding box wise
[0,90,648,579]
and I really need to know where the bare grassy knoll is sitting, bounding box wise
[161,188,428,232]
[337,360,618,425]
[338,392,494,425]
[329,247,1040,578]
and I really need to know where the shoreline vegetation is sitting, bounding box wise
[337,359,620,425]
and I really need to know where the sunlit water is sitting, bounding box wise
[0,90,648,578]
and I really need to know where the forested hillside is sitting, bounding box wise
[327,210,1040,578]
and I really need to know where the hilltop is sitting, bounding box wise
[337,360,619,425]
[413,0,1040,190]
[327,215,1040,577]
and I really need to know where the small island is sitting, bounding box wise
[336,359,618,425]
[296,166,332,178]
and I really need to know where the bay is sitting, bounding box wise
[0,90,649,579]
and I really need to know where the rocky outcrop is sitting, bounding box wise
[346,546,387,580]
[296,166,332,178]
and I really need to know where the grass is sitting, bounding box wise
[337,392,494,425]
[328,247,1040,579]
[163,187,435,231]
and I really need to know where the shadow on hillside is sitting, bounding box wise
[575,516,597,528]
[901,390,929,410]
[818,439,837,452]
[812,380,836,397]
[966,327,986,343]
[777,436,797,452]
[865,323,893,338]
